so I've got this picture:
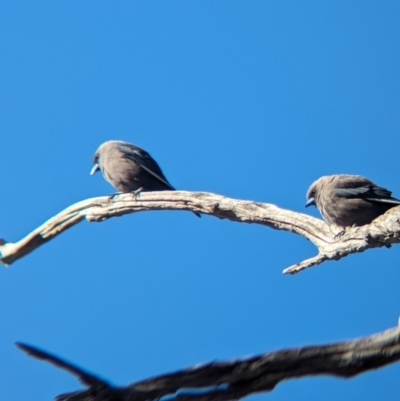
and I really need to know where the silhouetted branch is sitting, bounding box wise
[16,321,400,401]
[1,191,399,273]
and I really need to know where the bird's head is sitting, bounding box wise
[90,141,123,176]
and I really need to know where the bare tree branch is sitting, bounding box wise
[1,191,399,273]
[17,321,400,401]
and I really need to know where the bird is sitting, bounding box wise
[90,140,200,217]
[305,174,400,228]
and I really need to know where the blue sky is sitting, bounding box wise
[1,1,400,400]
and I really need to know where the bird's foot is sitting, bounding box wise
[108,192,121,201]
[131,187,144,201]
[334,228,346,240]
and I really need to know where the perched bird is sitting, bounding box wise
[306,174,400,228]
[90,140,200,217]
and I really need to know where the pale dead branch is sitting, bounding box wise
[1,191,400,273]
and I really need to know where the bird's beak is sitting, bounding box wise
[305,197,316,208]
[90,164,100,175]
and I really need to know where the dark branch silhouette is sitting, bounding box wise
[16,321,400,400]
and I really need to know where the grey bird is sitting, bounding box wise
[305,174,400,228]
[91,140,201,217]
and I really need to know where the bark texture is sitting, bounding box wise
[1,191,400,273]
[17,321,400,401]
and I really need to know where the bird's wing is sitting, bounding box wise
[15,342,107,388]
[331,177,400,204]
[332,186,373,197]
[116,143,175,190]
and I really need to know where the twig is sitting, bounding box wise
[16,320,400,401]
[1,191,400,273]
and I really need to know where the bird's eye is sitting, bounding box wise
[94,153,99,163]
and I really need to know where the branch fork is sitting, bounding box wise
[1,191,400,273]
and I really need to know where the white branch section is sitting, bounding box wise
[1,191,399,273]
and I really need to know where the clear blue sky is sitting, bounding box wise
[1,1,400,400]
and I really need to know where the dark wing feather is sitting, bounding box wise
[15,342,107,388]
[364,197,400,204]
[332,182,400,204]
[116,143,175,190]
[370,186,394,199]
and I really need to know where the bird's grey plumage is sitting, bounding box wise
[91,140,175,193]
[91,140,200,217]
[305,174,400,228]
